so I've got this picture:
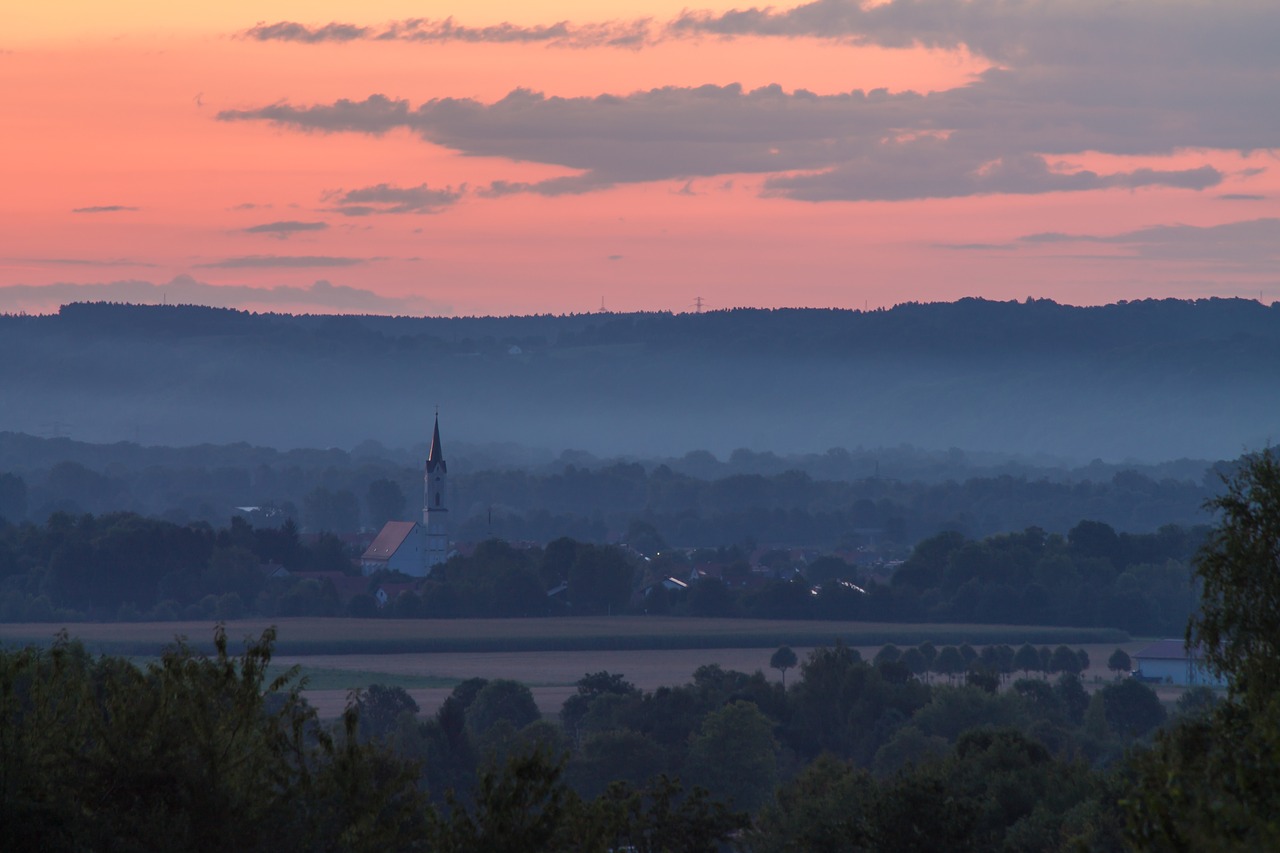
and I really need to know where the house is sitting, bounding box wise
[359,521,425,576]
[1132,639,1226,687]
[362,413,452,577]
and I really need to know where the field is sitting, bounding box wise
[0,617,1141,717]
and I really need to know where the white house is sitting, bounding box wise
[1132,639,1226,687]
[359,521,425,576]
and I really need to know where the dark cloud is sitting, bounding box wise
[220,82,1232,201]
[241,18,652,48]
[243,21,372,43]
[666,0,1280,69]
[0,275,445,315]
[326,183,463,215]
[239,1,1280,70]
[242,220,329,237]
[1220,193,1266,201]
[194,255,369,269]
[72,205,139,213]
[219,1,1277,203]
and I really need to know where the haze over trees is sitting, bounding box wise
[3,297,1279,460]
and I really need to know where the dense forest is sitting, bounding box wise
[2,298,1278,459]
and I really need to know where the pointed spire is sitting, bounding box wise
[427,413,446,473]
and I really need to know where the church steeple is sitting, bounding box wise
[423,412,449,571]
[427,413,446,474]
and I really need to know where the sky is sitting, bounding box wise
[2,0,1278,316]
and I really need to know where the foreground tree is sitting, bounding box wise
[1126,449,1280,850]
[0,626,428,853]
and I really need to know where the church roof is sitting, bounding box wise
[427,415,446,473]
[362,521,419,560]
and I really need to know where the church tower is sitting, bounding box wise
[423,413,449,570]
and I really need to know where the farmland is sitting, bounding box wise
[0,616,1142,716]
[0,615,1130,657]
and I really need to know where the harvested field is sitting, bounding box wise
[0,618,1150,717]
[0,616,1129,657]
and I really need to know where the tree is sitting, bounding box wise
[684,700,778,813]
[1191,448,1280,705]
[0,627,429,852]
[935,646,964,684]
[0,472,27,522]
[467,679,540,738]
[1126,450,1280,850]
[366,479,406,529]
[1100,678,1165,737]
[1014,643,1040,678]
[302,486,360,533]
[1050,645,1083,676]
[355,683,420,741]
[873,644,902,666]
[770,645,798,687]
[1107,648,1132,679]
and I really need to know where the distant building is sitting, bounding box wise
[359,521,424,576]
[1132,639,1226,687]
[359,413,451,578]
[422,414,450,572]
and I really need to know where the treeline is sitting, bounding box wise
[0,507,1201,637]
[6,298,1280,462]
[0,513,350,622]
[0,431,1220,548]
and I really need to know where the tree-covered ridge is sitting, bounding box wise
[3,298,1278,459]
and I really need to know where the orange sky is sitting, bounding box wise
[2,1,1277,315]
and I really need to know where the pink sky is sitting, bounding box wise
[2,1,1277,316]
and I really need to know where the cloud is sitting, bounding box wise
[242,17,652,49]
[194,255,369,269]
[6,257,157,267]
[0,275,443,315]
[219,81,1234,202]
[1219,193,1266,201]
[239,1,1280,70]
[219,2,1278,203]
[72,205,139,214]
[242,220,329,238]
[325,183,463,215]
[1006,218,1280,271]
[243,21,372,43]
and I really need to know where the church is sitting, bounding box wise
[359,415,451,577]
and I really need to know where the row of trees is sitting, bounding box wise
[0,502,1200,634]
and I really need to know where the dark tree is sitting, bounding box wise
[1107,648,1132,679]
[366,478,406,529]
[770,645,799,687]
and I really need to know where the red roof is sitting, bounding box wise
[361,521,419,560]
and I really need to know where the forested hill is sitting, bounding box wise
[2,297,1277,461]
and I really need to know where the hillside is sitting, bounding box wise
[2,298,1276,461]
